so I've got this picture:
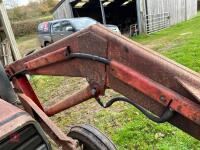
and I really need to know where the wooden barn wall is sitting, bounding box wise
[145,0,197,26]
[53,0,73,19]
[186,0,198,20]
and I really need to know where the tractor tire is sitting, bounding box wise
[0,62,18,104]
[67,124,117,150]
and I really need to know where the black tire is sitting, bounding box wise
[45,41,50,47]
[67,124,117,150]
[0,63,18,104]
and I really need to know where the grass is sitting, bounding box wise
[16,13,200,149]
[93,93,200,149]
[30,76,66,103]
[133,12,200,72]
[16,34,40,56]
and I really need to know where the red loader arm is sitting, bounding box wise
[6,24,200,144]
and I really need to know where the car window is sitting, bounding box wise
[38,23,43,31]
[61,21,73,32]
[70,18,97,30]
[52,22,61,32]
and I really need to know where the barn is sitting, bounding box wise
[52,0,197,34]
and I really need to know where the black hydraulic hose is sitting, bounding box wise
[9,52,110,81]
[7,51,174,123]
[68,53,110,65]
[96,97,174,123]
[6,50,174,122]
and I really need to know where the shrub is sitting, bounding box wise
[11,16,53,37]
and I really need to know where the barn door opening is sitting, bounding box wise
[70,0,138,34]
[103,0,138,33]
[71,0,102,22]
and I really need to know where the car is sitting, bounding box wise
[37,17,121,47]
[105,24,121,34]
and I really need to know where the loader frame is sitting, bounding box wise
[5,24,200,149]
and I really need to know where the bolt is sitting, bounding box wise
[91,88,97,96]
[160,95,166,102]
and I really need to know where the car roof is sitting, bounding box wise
[47,17,96,24]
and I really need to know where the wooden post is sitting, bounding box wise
[0,1,21,61]
[185,0,188,21]
[136,0,142,34]
[99,0,106,25]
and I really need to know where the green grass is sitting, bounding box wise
[17,13,200,149]
[93,102,200,149]
[133,12,200,72]
[30,76,66,103]
[16,33,40,56]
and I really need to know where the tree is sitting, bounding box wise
[4,0,19,9]
[38,0,59,15]
[5,0,59,21]
[5,0,26,21]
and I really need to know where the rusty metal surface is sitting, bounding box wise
[6,30,108,93]
[110,60,200,126]
[6,24,200,140]
[14,76,44,110]
[45,85,95,116]
[18,93,77,150]
[25,47,67,70]
[176,77,200,102]
[0,99,33,138]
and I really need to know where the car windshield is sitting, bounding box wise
[70,18,97,30]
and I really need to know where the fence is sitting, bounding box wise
[145,12,170,34]
[143,0,197,34]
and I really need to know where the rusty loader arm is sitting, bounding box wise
[5,24,200,149]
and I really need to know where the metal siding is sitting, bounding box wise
[145,0,197,26]
[141,0,197,33]
[53,0,73,19]
[186,0,197,20]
